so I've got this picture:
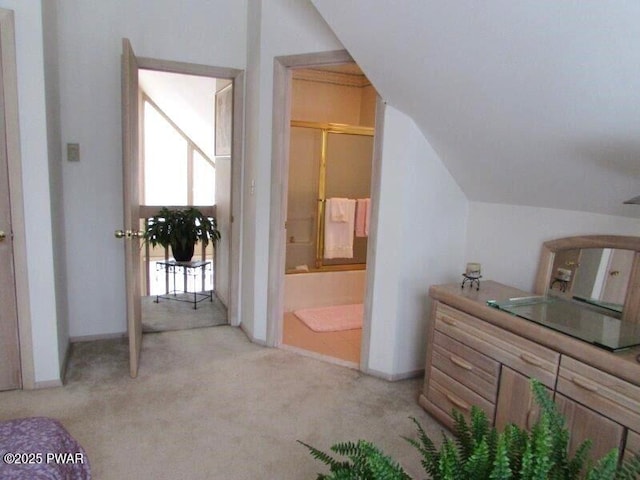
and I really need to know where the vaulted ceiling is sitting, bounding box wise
[311,1,640,218]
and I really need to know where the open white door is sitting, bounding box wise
[0,27,21,390]
[120,38,142,378]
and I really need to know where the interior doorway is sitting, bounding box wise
[267,53,382,369]
[137,69,230,333]
[119,39,244,377]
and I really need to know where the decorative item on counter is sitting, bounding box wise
[461,262,482,290]
[465,262,481,277]
[550,267,571,292]
[556,268,572,281]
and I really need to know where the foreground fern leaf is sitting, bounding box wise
[301,379,640,480]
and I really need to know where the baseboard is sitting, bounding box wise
[33,379,63,389]
[362,367,425,382]
[279,344,359,370]
[239,323,268,346]
[70,332,127,343]
[59,341,71,385]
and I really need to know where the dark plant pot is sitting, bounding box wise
[171,242,195,262]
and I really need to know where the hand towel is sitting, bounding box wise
[355,198,371,237]
[329,197,350,222]
[324,198,356,259]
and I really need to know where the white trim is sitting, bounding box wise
[0,8,34,390]
[279,344,359,370]
[239,323,267,346]
[362,367,425,382]
[33,379,63,389]
[70,332,126,343]
[135,57,244,328]
[59,341,71,384]
[359,97,386,373]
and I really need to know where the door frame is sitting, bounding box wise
[266,50,386,372]
[134,56,245,327]
[0,8,35,389]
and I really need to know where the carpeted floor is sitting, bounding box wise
[0,327,445,479]
[142,292,228,332]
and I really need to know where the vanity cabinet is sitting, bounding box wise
[420,281,640,464]
[556,355,640,461]
[420,300,559,431]
[495,366,546,431]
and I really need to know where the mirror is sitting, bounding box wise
[535,235,640,323]
[548,248,633,317]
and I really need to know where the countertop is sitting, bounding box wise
[429,280,640,386]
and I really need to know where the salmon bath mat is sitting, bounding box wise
[293,303,363,332]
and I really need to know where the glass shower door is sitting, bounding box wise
[285,126,321,271]
[323,132,373,266]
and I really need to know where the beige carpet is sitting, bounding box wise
[142,292,227,332]
[0,327,444,479]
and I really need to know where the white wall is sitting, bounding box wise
[465,202,640,292]
[366,106,468,377]
[0,0,62,384]
[41,0,69,374]
[56,0,247,338]
[242,0,343,342]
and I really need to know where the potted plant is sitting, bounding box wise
[143,207,220,262]
[300,379,640,479]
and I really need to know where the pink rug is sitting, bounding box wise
[293,303,364,332]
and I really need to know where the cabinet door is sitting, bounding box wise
[556,393,624,462]
[624,430,640,462]
[495,366,545,431]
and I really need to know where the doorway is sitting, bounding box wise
[267,53,382,369]
[137,69,230,333]
[120,39,244,377]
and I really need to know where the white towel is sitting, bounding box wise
[324,198,356,259]
[355,198,371,237]
[329,197,351,222]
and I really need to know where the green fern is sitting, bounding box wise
[587,450,620,480]
[616,453,640,480]
[402,417,441,479]
[464,438,491,480]
[452,408,475,463]
[564,439,593,480]
[301,379,640,480]
[489,433,512,480]
[298,439,410,480]
[503,424,528,477]
[438,437,462,480]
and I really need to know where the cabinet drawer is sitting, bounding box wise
[427,367,495,424]
[557,356,640,433]
[432,330,500,402]
[434,303,559,387]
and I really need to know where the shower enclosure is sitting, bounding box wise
[286,121,374,271]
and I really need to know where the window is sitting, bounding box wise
[142,99,215,206]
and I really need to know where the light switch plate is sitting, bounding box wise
[67,143,80,162]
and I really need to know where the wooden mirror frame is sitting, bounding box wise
[534,235,640,323]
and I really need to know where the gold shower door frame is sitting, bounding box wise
[290,120,374,270]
